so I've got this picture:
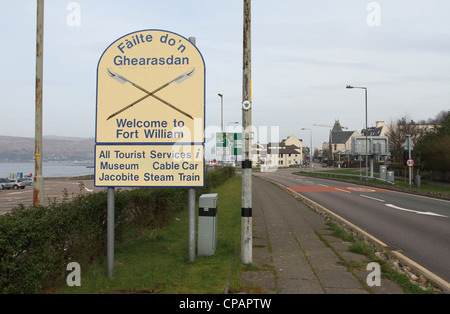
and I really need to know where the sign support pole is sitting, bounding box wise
[188,188,196,262]
[107,187,115,278]
[241,0,252,264]
[407,134,412,187]
[34,0,44,206]
[188,36,197,262]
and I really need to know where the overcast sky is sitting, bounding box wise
[1,0,449,155]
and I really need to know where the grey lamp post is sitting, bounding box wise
[218,93,224,165]
[301,128,313,168]
[346,85,368,179]
[218,93,224,133]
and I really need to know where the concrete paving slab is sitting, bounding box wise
[277,279,324,294]
[323,287,369,294]
[241,176,406,295]
[242,271,277,294]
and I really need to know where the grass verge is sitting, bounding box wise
[299,168,449,196]
[324,222,437,294]
[59,176,244,294]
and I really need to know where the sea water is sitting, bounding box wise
[0,161,94,179]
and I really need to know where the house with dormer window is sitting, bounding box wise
[252,135,303,168]
[322,120,359,165]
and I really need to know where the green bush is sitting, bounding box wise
[0,190,129,293]
[127,187,187,236]
[0,167,235,293]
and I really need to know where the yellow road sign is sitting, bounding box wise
[95,30,205,187]
[96,30,205,144]
[95,144,204,187]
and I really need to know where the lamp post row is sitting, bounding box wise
[346,85,368,179]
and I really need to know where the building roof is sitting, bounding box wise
[252,135,302,155]
[329,120,357,144]
[331,131,354,144]
[332,120,344,132]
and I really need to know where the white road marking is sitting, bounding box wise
[347,187,376,192]
[335,188,351,193]
[360,194,385,202]
[385,204,447,218]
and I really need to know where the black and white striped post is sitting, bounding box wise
[241,0,252,264]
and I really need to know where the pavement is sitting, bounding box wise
[241,175,405,294]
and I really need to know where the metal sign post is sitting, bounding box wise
[34,0,44,206]
[404,134,414,187]
[107,187,115,278]
[188,36,197,263]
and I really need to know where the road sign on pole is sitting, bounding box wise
[406,158,415,167]
[97,30,205,277]
[95,29,205,188]
[405,134,414,186]
[403,137,414,150]
[216,132,242,160]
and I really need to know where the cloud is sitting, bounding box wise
[1,0,449,152]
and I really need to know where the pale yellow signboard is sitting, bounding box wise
[95,30,205,187]
[96,30,204,144]
[95,144,204,187]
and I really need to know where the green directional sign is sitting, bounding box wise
[216,132,242,158]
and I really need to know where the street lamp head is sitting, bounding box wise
[218,93,223,97]
[347,85,367,90]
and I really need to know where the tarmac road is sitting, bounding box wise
[245,175,405,294]
[255,168,450,290]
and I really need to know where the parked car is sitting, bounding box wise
[19,178,33,186]
[4,179,25,190]
[0,178,8,189]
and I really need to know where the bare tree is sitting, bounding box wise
[386,115,430,163]
[416,110,450,171]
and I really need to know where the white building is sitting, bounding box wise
[252,135,303,168]
[323,120,359,165]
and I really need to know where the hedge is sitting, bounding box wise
[0,167,235,293]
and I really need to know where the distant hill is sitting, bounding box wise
[0,136,95,162]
